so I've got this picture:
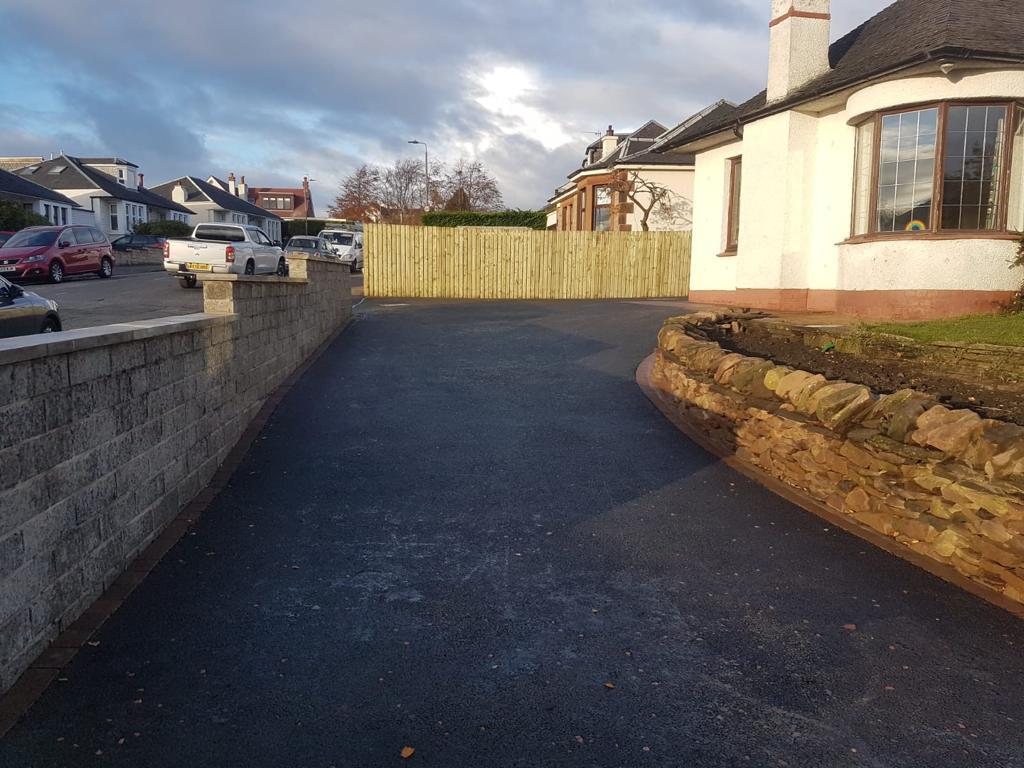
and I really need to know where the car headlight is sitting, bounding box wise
[21,254,45,263]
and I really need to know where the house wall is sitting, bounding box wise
[688,139,743,295]
[688,66,1024,318]
[554,168,694,233]
[621,168,695,232]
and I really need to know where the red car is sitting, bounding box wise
[0,225,115,283]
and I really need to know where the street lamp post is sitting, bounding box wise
[408,140,429,211]
[304,177,317,235]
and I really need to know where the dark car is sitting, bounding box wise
[284,235,334,260]
[0,231,14,247]
[0,275,61,338]
[0,225,114,283]
[111,233,166,258]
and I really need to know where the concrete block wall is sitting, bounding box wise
[0,255,350,691]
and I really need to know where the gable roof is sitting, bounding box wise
[568,120,692,178]
[0,167,82,207]
[13,156,193,214]
[151,176,282,220]
[657,0,1024,152]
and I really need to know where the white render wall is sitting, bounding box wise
[621,168,695,232]
[693,64,1024,298]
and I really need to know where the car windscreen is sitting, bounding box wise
[287,238,317,249]
[2,230,58,248]
[322,232,354,246]
[194,225,246,243]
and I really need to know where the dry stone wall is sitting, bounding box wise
[652,312,1024,608]
[0,255,350,691]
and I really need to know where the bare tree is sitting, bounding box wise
[611,170,692,232]
[330,164,382,221]
[441,158,503,211]
[379,158,425,224]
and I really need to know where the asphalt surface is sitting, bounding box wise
[3,299,1024,767]
[19,269,364,330]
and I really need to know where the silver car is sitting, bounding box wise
[0,276,61,338]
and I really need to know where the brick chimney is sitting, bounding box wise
[137,172,144,190]
[228,172,237,196]
[601,126,618,160]
[767,0,831,102]
[302,176,311,212]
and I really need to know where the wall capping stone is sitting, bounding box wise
[647,311,1024,612]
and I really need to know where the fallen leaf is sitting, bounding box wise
[400,746,415,759]
[604,682,616,689]
[842,624,857,632]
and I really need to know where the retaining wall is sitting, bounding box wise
[650,312,1024,610]
[0,255,350,690]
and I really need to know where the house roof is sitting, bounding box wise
[77,157,138,169]
[0,156,44,172]
[657,0,1024,152]
[0,167,82,207]
[567,120,692,179]
[249,187,316,218]
[151,176,282,220]
[14,156,193,213]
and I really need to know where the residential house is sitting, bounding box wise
[549,121,695,232]
[246,176,315,220]
[0,157,44,173]
[12,155,194,238]
[150,175,283,243]
[0,167,87,227]
[655,0,1024,320]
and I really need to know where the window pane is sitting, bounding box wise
[1008,107,1024,231]
[727,159,742,248]
[876,108,937,232]
[940,105,1006,230]
[852,120,875,236]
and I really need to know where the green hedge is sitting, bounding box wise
[133,220,193,237]
[0,200,49,231]
[421,210,547,230]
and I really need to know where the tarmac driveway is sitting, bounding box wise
[2,299,1023,767]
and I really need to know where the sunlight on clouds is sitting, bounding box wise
[472,65,574,152]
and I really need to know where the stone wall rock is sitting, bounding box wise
[0,255,351,691]
[652,312,1024,608]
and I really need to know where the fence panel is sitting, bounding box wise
[365,225,691,299]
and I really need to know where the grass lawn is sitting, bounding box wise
[866,313,1024,347]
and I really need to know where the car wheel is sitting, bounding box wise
[244,260,255,276]
[276,258,288,277]
[98,256,114,279]
[48,261,64,284]
[179,275,198,289]
[40,317,60,333]
[350,261,358,274]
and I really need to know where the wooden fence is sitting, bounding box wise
[364,225,692,299]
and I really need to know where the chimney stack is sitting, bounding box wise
[138,172,144,190]
[228,172,237,196]
[767,0,831,102]
[172,183,187,205]
[601,125,618,160]
[238,175,248,199]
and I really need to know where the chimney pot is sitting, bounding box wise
[138,172,144,190]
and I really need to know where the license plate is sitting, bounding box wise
[0,266,17,273]
[186,263,212,272]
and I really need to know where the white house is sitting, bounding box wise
[549,121,696,232]
[150,174,283,243]
[655,0,1024,319]
[11,155,194,238]
[0,167,85,226]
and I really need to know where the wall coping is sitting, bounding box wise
[201,274,308,285]
[0,313,238,366]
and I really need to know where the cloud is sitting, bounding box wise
[0,0,894,208]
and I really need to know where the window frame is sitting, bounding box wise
[592,185,613,232]
[853,99,1021,241]
[724,156,742,254]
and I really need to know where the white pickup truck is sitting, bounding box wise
[163,224,287,289]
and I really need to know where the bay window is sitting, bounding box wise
[853,101,1021,237]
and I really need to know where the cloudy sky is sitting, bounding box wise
[0,0,892,210]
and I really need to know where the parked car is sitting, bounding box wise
[0,225,114,283]
[0,275,61,337]
[285,235,334,260]
[0,231,14,247]
[111,233,167,258]
[319,229,363,273]
[163,223,287,289]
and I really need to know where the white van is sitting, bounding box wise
[319,230,363,273]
